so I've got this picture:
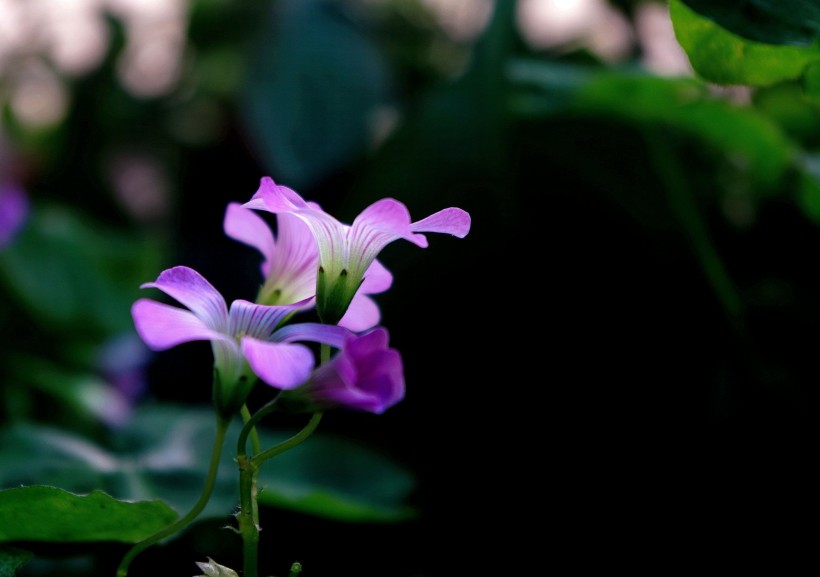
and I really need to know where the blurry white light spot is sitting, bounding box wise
[635,1,692,76]
[422,0,493,42]
[49,16,110,75]
[108,152,171,222]
[11,63,68,127]
[118,41,183,97]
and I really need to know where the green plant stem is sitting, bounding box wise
[240,404,262,456]
[237,411,324,577]
[116,414,231,577]
[237,394,280,458]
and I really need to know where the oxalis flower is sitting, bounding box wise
[131,266,349,416]
[243,177,471,325]
[224,202,393,331]
[282,327,404,415]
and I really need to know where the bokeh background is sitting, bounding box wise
[2,0,819,574]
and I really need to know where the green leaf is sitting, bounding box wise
[0,486,177,543]
[0,404,416,524]
[681,0,820,46]
[0,546,32,577]
[671,0,820,87]
[0,202,162,335]
[239,0,391,190]
[255,433,417,522]
[510,60,796,192]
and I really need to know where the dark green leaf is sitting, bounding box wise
[240,0,391,189]
[681,0,820,46]
[0,486,177,543]
[0,404,416,524]
[0,546,32,577]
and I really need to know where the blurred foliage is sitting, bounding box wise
[2,0,820,574]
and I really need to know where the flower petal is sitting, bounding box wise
[265,212,319,302]
[411,207,471,238]
[247,176,311,212]
[224,202,276,276]
[229,298,313,339]
[131,299,227,350]
[360,259,392,294]
[339,294,381,332]
[140,266,229,332]
[241,337,315,390]
[272,322,351,348]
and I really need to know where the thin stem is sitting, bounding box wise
[240,404,262,456]
[320,342,331,364]
[237,394,280,458]
[116,414,231,577]
[237,454,260,577]
[251,411,323,467]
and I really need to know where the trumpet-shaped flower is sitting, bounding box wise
[223,202,392,331]
[283,327,404,414]
[244,177,471,325]
[131,266,349,415]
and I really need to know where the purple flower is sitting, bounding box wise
[131,266,349,415]
[243,177,471,325]
[284,327,404,415]
[0,184,29,248]
[224,202,392,331]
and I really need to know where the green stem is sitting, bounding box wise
[237,394,280,458]
[251,412,323,467]
[240,404,262,457]
[237,411,324,577]
[116,414,231,577]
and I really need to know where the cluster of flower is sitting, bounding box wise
[132,177,470,418]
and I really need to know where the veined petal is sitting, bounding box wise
[272,322,351,348]
[241,337,314,390]
[411,207,471,238]
[229,299,313,339]
[131,299,227,350]
[339,294,381,332]
[348,199,426,277]
[140,266,229,332]
[266,212,319,302]
[224,203,276,276]
[248,176,311,212]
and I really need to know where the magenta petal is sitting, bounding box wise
[131,299,226,350]
[241,338,315,390]
[339,294,381,332]
[224,203,276,275]
[411,207,471,238]
[140,266,229,331]
[229,299,309,339]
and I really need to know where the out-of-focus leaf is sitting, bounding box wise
[0,546,32,577]
[680,0,820,46]
[0,404,415,524]
[240,0,391,189]
[255,432,416,522]
[0,486,177,543]
[511,61,795,192]
[670,0,820,87]
[0,202,161,335]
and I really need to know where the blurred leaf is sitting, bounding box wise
[0,404,415,524]
[670,0,820,87]
[0,546,32,577]
[511,61,795,191]
[240,0,391,189]
[0,203,161,335]
[256,433,416,522]
[0,486,177,543]
[680,0,820,45]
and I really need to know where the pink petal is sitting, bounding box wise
[411,207,471,238]
[131,299,227,350]
[241,338,315,390]
[224,203,276,276]
[360,259,393,294]
[339,294,381,332]
[248,176,311,212]
[272,322,351,348]
[140,266,229,332]
[229,299,311,339]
